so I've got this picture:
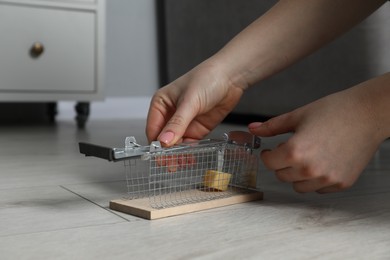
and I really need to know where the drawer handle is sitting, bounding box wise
[30,42,45,58]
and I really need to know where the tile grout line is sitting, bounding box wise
[59,185,130,222]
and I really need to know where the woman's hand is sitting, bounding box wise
[146,59,246,146]
[249,75,390,193]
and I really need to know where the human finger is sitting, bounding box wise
[274,167,310,183]
[260,143,294,170]
[292,179,328,193]
[146,91,176,143]
[157,98,199,146]
[292,175,351,193]
[146,109,169,143]
[248,112,298,137]
[316,183,351,194]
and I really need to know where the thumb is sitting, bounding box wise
[248,112,298,137]
[157,103,197,146]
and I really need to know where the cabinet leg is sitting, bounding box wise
[75,102,90,129]
[47,102,58,123]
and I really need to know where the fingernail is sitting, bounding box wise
[159,131,175,144]
[248,122,263,129]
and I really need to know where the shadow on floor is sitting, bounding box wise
[0,102,57,126]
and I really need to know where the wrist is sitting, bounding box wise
[346,73,390,143]
[364,73,390,141]
[209,50,260,92]
[201,55,251,91]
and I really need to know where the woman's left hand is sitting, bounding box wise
[249,76,389,193]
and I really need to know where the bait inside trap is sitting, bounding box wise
[79,131,263,219]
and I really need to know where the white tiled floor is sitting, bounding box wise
[1,116,390,259]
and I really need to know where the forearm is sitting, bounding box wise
[357,72,390,141]
[211,0,386,89]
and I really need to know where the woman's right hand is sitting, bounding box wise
[146,59,247,146]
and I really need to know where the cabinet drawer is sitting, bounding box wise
[0,4,96,93]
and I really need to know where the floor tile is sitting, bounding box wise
[0,185,125,237]
[1,190,390,259]
[1,118,390,259]
[62,181,141,221]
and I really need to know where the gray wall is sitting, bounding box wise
[236,3,390,116]
[105,0,158,97]
[163,0,390,116]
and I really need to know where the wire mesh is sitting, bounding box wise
[124,141,258,209]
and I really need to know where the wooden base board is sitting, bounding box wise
[110,189,263,220]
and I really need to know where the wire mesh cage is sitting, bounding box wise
[122,133,260,209]
[79,131,262,218]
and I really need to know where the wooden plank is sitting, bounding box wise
[110,189,263,220]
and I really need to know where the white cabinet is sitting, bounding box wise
[0,0,106,126]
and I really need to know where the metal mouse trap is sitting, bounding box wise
[79,131,263,219]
